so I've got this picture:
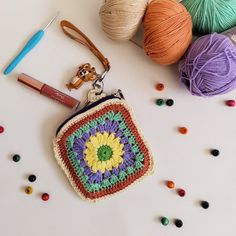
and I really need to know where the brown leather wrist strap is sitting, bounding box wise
[60,20,110,72]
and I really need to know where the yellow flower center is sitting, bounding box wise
[84,132,124,173]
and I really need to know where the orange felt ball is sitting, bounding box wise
[143,0,192,65]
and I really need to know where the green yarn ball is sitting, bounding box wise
[181,0,236,34]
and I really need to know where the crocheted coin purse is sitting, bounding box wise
[53,90,154,201]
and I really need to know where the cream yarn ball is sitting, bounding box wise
[99,0,148,41]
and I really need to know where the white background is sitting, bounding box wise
[1,0,236,236]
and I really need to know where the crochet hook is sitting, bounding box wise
[4,12,59,75]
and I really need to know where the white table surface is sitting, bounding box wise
[1,1,236,236]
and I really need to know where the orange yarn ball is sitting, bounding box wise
[143,0,192,65]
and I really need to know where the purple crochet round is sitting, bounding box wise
[72,119,136,184]
[179,33,236,97]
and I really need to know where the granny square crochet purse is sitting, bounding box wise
[53,21,155,202]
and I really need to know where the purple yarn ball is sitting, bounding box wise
[179,33,236,97]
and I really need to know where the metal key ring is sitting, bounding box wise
[98,70,108,82]
[92,79,104,95]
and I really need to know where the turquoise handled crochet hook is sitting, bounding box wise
[4,12,59,75]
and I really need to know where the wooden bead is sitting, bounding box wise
[201,201,209,209]
[25,186,33,195]
[161,217,169,226]
[178,127,188,134]
[174,219,183,228]
[156,99,164,106]
[41,193,50,201]
[12,154,21,162]
[0,126,4,133]
[178,189,186,197]
[156,83,165,91]
[225,100,235,107]
[28,175,36,182]
[166,99,174,106]
[166,180,175,189]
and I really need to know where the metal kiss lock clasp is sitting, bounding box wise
[66,63,98,91]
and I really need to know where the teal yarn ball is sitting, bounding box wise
[181,0,236,34]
